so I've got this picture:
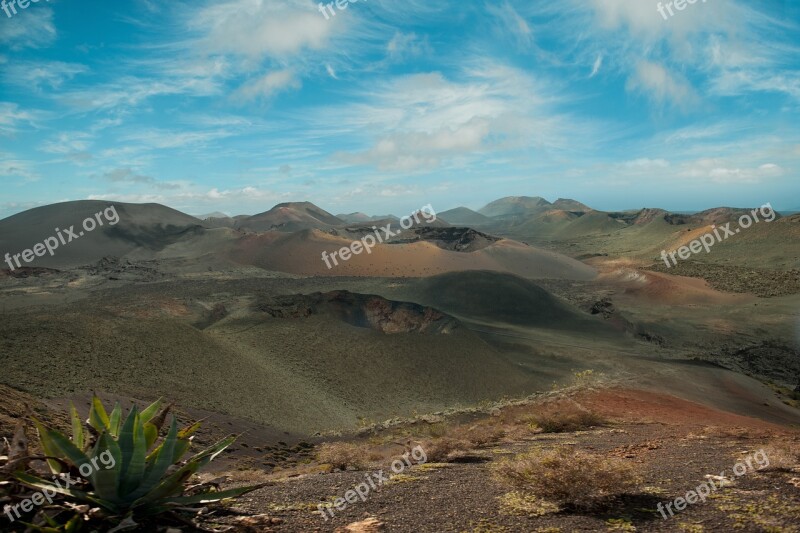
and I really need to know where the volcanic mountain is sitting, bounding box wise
[478,196,552,218]
[438,207,491,226]
[0,201,205,269]
[234,202,344,232]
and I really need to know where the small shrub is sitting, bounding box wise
[315,442,377,470]
[422,437,473,462]
[464,424,506,448]
[533,406,606,433]
[572,369,603,387]
[440,422,506,448]
[493,447,640,510]
[759,443,800,472]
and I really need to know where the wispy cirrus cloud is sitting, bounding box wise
[626,61,698,110]
[2,60,88,91]
[0,7,56,49]
[100,167,181,190]
[235,69,301,101]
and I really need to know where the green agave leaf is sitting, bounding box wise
[132,462,198,507]
[162,484,264,505]
[34,419,92,473]
[188,435,236,468]
[171,438,192,464]
[64,513,83,533]
[43,513,59,527]
[89,432,122,504]
[118,406,138,479]
[108,402,122,438]
[14,472,113,511]
[69,402,85,451]
[139,399,162,425]
[34,419,65,475]
[120,411,147,497]
[140,484,265,517]
[178,420,203,439]
[143,423,159,451]
[88,395,110,433]
[126,417,179,501]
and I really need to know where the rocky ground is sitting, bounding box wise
[645,262,800,298]
[199,387,800,533]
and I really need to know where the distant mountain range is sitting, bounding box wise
[1,196,796,273]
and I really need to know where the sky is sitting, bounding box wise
[0,0,798,219]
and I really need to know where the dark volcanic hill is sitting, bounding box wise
[0,201,205,270]
[235,202,344,232]
[405,270,599,329]
[438,207,490,226]
[479,196,552,218]
[257,291,460,334]
[551,198,592,212]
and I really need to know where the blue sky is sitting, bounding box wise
[0,0,798,219]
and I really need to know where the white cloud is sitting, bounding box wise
[3,61,88,90]
[122,129,234,150]
[40,132,93,154]
[0,7,56,49]
[678,159,785,184]
[58,75,220,112]
[0,103,41,135]
[236,70,301,101]
[626,61,697,109]
[325,64,338,80]
[342,118,492,172]
[324,65,583,172]
[188,0,335,60]
[486,2,533,48]
[622,158,669,170]
[589,54,603,78]
[0,154,39,183]
[386,32,432,61]
[101,168,181,190]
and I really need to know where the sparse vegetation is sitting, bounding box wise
[493,447,640,510]
[572,369,605,388]
[531,404,606,433]
[422,437,475,462]
[498,491,559,516]
[759,442,800,472]
[315,441,380,471]
[606,518,636,532]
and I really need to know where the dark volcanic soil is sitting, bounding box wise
[646,261,800,298]
[217,388,800,532]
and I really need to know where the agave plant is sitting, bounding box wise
[15,396,258,529]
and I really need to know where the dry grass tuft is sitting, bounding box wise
[532,404,606,433]
[442,422,507,448]
[498,491,559,516]
[759,443,800,472]
[315,442,382,471]
[493,447,640,510]
[421,437,475,462]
